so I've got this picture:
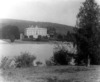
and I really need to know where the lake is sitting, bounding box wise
[0,40,76,65]
[0,44,55,65]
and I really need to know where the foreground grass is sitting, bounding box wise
[1,66,100,82]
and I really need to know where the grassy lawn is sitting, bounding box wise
[1,66,100,82]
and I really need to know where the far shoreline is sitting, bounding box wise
[0,39,69,44]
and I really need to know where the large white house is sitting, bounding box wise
[25,25,48,38]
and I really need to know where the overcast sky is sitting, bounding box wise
[0,0,100,26]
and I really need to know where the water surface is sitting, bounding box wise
[0,41,55,64]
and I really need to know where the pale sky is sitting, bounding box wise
[0,0,100,26]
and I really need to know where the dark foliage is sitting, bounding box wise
[15,52,36,68]
[10,35,15,42]
[65,31,75,42]
[75,0,100,65]
[45,59,54,66]
[57,34,64,41]
[47,27,57,38]
[29,35,33,39]
[36,61,42,66]
[24,35,28,38]
[51,49,74,65]
[2,25,20,39]
[43,36,49,40]
[29,35,34,40]
[36,35,42,41]
[56,32,75,42]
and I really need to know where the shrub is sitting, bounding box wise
[51,44,76,65]
[43,36,48,39]
[53,50,68,65]
[29,35,33,39]
[0,56,16,69]
[15,52,36,68]
[24,35,28,38]
[51,47,75,65]
[36,35,42,41]
[45,59,54,66]
[36,61,42,66]
[0,57,9,69]
[22,38,30,41]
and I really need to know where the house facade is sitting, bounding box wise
[25,25,48,38]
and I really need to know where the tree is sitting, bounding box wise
[75,0,100,66]
[36,35,42,41]
[2,25,20,40]
[51,47,75,65]
[47,27,56,38]
[65,31,75,42]
[10,35,15,42]
[57,34,64,41]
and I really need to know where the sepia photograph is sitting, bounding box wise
[0,0,100,82]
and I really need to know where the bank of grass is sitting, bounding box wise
[1,65,100,82]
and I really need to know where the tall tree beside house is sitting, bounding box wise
[57,34,64,41]
[47,27,56,38]
[75,0,100,66]
[2,25,20,42]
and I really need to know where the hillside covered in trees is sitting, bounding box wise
[0,19,74,37]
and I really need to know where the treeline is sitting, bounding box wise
[47,27,75,42]
[0,25,75,42]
